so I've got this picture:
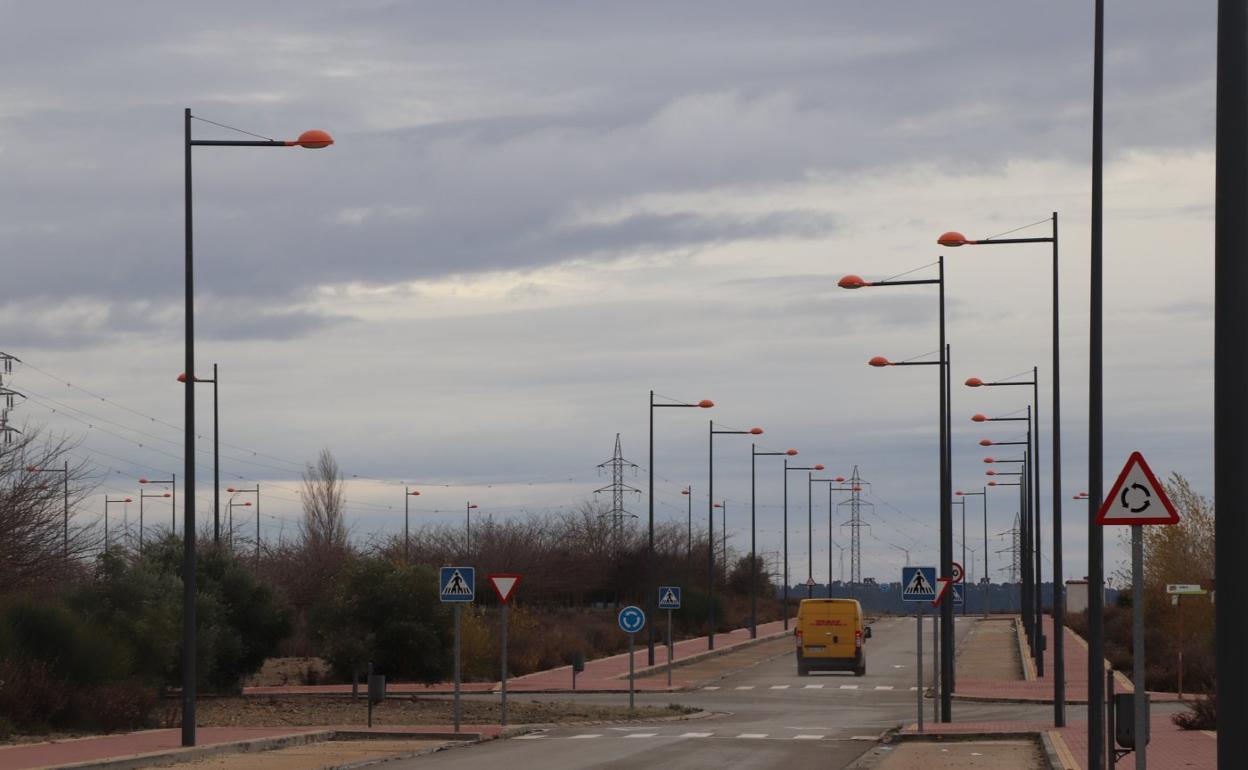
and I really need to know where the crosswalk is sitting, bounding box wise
[513,731,874,742]
[702,684,918,692]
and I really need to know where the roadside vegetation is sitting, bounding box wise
[0,437,779,737]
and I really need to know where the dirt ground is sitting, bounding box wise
[148,739,449,769]
[956,619,1022,681]
[243,657,333,688]
[195,696,691,727]
[874,739,1044,769]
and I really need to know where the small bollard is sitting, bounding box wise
[367,663,386,728]
[572,651,585,691]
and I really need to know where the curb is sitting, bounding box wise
[36,729,480,770]
[625,627,793,682]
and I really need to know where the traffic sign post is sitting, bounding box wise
[658,587,681,686]
[618,606,645,715]
[1098,452,1180,770]
[440,566,476,733]
[1165,584,1206,701]
[488,574,521,726]
[902,568,938,730]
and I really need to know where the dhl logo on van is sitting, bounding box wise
[811,619,845,626]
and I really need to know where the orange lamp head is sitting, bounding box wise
[749,427,764,435]
[937,231,971,247]
[972,414,988,422]
[965,377,985,387]
[681,489,690,495]
[956,490,964,496]
[139,477,150,484]
[162,493,171,498]
[290,129,334,149]
[227,487,236,492]
[983,457,995,463]
[786,449,799,456]
[988,481,998,487]
[868,356,892,367]
[979,439,993,447]
[987,470,997,476]
[698,399,715,408]
[838,274,870,289]
[409,490,421,496]
[26,465,38,472]
[814,464,825,470]
[177,373,188,383]
[835,476,845,482]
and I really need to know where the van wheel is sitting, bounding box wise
[854,664,865,677]
[797,663,810,677]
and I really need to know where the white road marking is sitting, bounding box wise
[803,684,824,689]
[735,685,755,690]
[874,685,894,690]
[840,684,859,689]
[680,732,714,738]
[514,734,547,740]
[793,734,824,740]
[737,733,768,739]
[568,734,601,739]
[625,733,658,738]
[702,686,721,690]
[769,684,790,689]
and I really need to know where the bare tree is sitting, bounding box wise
[299,448,348,553]
[0,427,99,593]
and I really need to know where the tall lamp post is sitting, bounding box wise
[782,460,824,626]
[648,393,714,664]
[226,497,251,547]
[178,365,220,544]
[951,496,967,616]
[139,487,172,552]
[183,110,332,747]
[957,489,988,617]
[752,446,798,638]
[713,501,727,581]
[681,487,693,560]
[104,496,132,549]
[812,476,857,597]
[226,486,260,562]
[404,489,421,563]
[26,462,70,556]
[465,502,479,553]
[840,262,953,722]
[940,215,1064,725]
[707,422,762,649]
[139,475,176,540]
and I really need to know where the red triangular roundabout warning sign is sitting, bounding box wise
[487,573,522,604]
[1096,451,1180,526]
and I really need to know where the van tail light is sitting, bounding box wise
[855,629,863,648]
[795,628,803,645]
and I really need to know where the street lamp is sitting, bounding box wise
[713,501,727,581]
[648,392,713,664]
[751,446,797,638]
[465,502,479,553]
[182,110,331,748]
[957,489,988,617]
[26,462,69,556]
[139,475,176,542]
[707,421,762,649]
[138,485,173,553]
[104,497,132,549]
[681,487,693,560]
[943,218,1065,725]
[178,366,220,545]
[226,497,251,547]
[405,489,421,563]
[783,460,824,626]
[226,486,260,562]
[812,477,861,597]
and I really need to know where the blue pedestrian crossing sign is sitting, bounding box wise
[618,605,646,634]
[658,586,682,610]
[952,583,965,605]
[901,566,938,602]
[439,566,475,603]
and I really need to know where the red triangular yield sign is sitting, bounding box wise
[933,577,953,607]
[487,573,522,604]
[1096,451,1180,526]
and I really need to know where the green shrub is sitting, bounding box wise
[71,681,159,732]
[0,659,70,731]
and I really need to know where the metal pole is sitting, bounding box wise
[172,473,176,533]
[961,500,966,617]
[500,602,509,726]
[1088,1,1107,765]
[648,391,656,665]
[466,502,470,553]
[63,460,68,558]
[783,459,789,630]
[1051,211,1066,726]
[181,106,198,748]
[628,633,636,715]
[255,483,260,565]
[213,363,219,546]
[750,447,757,638]
[807,472,813,598]
[405,487,410,563]
[1215,1,1248,765]
[827,484,833,597]
[1032,368,1044,678]
[667,608,674,687]
[707,420,715,650]
[139,488,145,554]
[917,606,924,734]
[983,488,991,618]
[933,611,940,723]
[938,258,953,721]
[1132,525,1146,770]
[454,603,462,733]
[687,485,692,561]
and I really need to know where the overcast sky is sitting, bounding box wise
[1,1,1216,587]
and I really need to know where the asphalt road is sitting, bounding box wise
[394,616,1063,770]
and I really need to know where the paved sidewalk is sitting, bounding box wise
[246,618,793,695]
[0,726,498,770]
[955,615,1180,704]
